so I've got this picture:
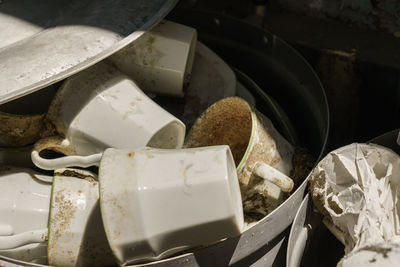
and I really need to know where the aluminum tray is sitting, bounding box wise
[0,0,177,104]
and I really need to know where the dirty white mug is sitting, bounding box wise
[47,168,115,267]
[31,62,185,170]
[109,20,197,97]
[28,145,244,265]
[0,167,115,266]
[99,146,243,265]
[185,97,295,214]
[0,166,52,263]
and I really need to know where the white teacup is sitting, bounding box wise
[109,20,197,97]
[0,166,52,263]
[99,146,243,265]
[32,62,185,170]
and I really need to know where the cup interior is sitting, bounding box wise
[147,120,185,149]
[185,97,252,165]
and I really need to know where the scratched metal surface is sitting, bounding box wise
[0,0,178,104]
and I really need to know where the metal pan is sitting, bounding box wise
[0,0,178,104]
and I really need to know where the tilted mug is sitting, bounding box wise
[185,97,295,214]
[31,62,185,170]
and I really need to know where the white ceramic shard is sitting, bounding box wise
[309,143,400,265]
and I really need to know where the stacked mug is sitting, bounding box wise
[0,21,296,266]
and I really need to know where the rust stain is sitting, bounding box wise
[127,152,135,158]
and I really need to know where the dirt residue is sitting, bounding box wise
[185,97,252,165]
[237,110,294,188]
[0,112,49,146]
[55,169,96,180]
[290,147,315,186]
[48,189,77,263]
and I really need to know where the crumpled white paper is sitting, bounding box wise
[309,143,400,265]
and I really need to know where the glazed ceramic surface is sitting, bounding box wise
[0,167,52,263]
[99,146,243,265]
[31,62,185,170]
[109,20,197,97]
[48,169,114,267]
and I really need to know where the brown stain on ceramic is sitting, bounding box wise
[48,189,78,264]
[185,97,252,166]
[55,169,95,180]
[127,152,135,158]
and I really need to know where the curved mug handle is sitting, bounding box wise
[31,136,102,171]
[0,228,48,250]
[251,162,294,200]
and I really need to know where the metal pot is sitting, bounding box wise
[125,9,329,266]
[0,9,329,267]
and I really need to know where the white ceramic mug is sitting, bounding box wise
[28,145,244,264]
[108,20,197,97]
[99,146,243,265]
[31,62,185,170]
[0,166,52,263]
[185,97,295,215]
[47,168,115,267]
[0,167,115,266]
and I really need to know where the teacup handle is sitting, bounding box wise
[0,228,48,250]
[253,162,294,192]
[31,136,102,171]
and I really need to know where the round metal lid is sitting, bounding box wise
[0,0,178,104]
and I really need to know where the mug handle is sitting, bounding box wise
[0,228,48,250]
[253,162,294,193]
[31,136,102,171]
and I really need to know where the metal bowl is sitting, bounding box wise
[0,0,178,104]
